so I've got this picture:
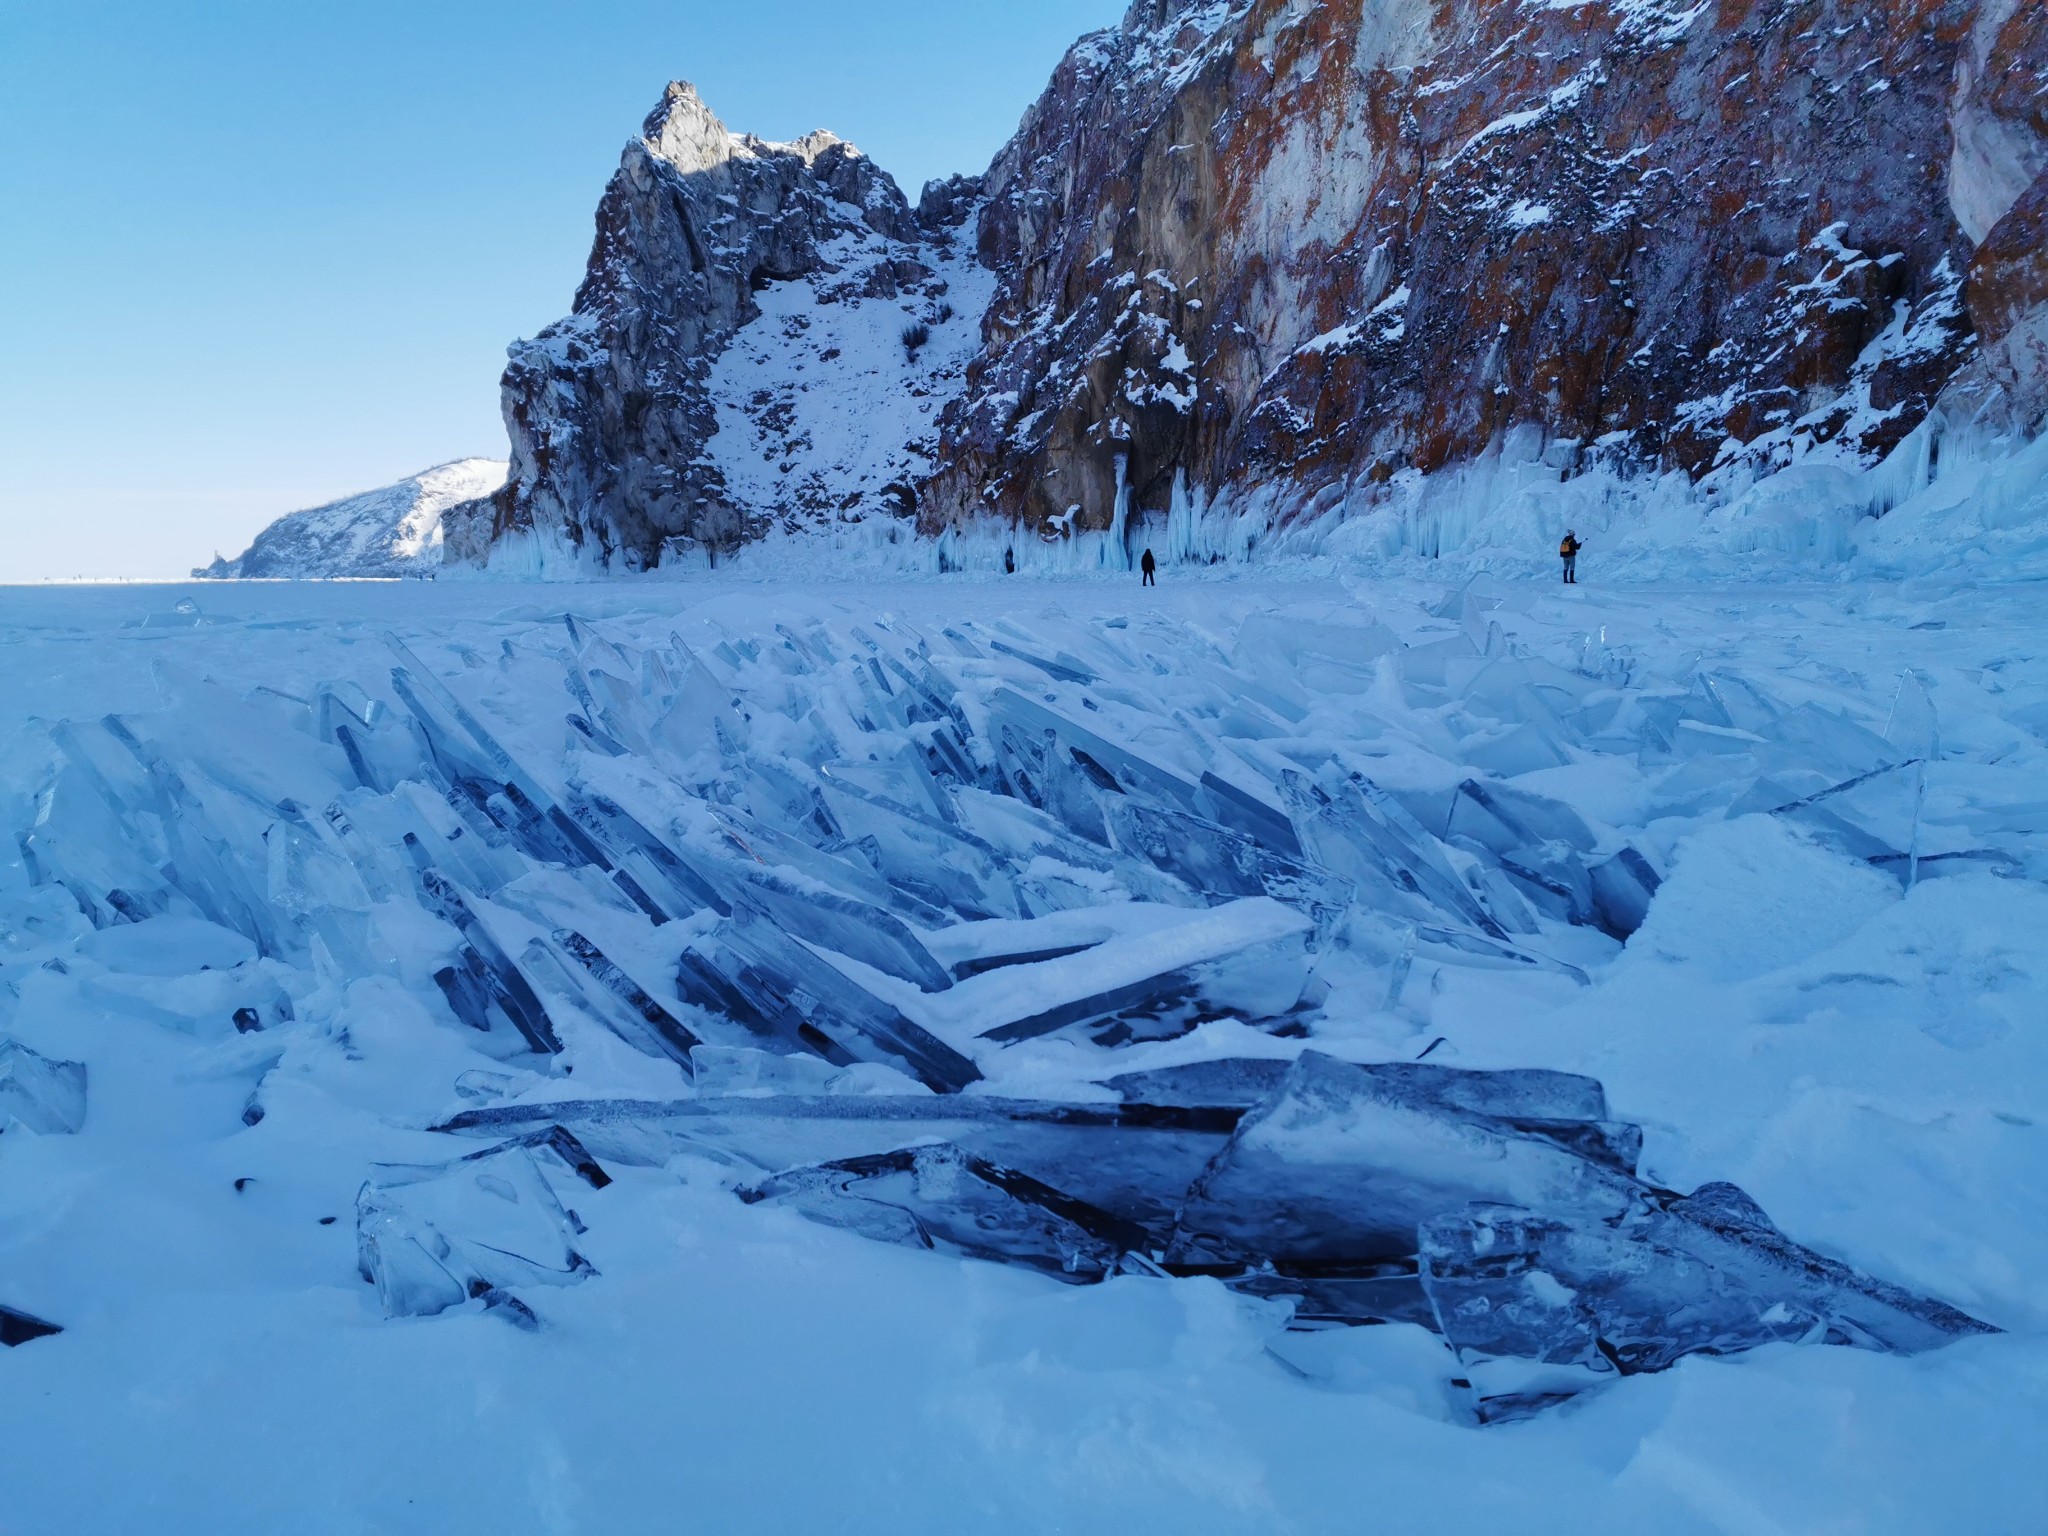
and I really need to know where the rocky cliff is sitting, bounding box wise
[922,0,2048,542]
[1952,0,2048,431]
[459,1,2048,570]
[448,84,986,571]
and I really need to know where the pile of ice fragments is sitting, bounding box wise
[0,1039,83,1348]
[13,593,2017,1418]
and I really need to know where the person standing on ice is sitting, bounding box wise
[1140,548,1157,587]
[1560,530,1582,585]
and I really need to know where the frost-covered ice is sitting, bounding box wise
[0,1037,87,1135]
[2,566,2046,1531]
[356,1127,608,1324]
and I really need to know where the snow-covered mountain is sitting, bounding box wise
[195,459,507,579]
[452,0,2048,573]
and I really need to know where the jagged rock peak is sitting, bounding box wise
[643,81,872,183]
[628,81,920,249]
[447,82,977,572]
[638,80,730,173]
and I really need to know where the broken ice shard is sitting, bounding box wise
[987,688,1206,816]
[1410,924,1589,984]
[1277,770,1504,940]
[549,929,703,1068]
[1439,778,1659,940]
[408,854,563,1054]
[922,918,1106,982]
[1166,1052,1640,1270]
[690,1044,850,1096]
[1447,779,1598,856]
[1105,1057,1294,1108]
[101,717,289,959]
[1759,702,1897,780]
[1463,721,1572,778]
[674,911,982,1092]
[1758,761,2013,888]
[726,872,953,993]
[990,723,1113,844]
[515,937,672,1066]
[1197,770,1304,856]
[1420,1183,1998,1379]
[701,803,951,929]
[0,1305,63,1347]
[742,1143,1148,1281]
[356,1129,608,1320]
[0,1037,87,1135]
[564,791,728,922]
[435,1091,1240,1234]
[427,1050,1996,1392]
[1104,798,1352,925]
[389,649,612,874]
[388,641,556,807]
[1588,846,1661,939]
[1885,670,1940,761]
[1499,841,1597,928]
[958,898,1314,1044]
[1110,1056,1609,1121]
[1228,1265,1440,1330]
[814,778,1024,921]
[1234,612,1400,697]
[988,638,1098,685]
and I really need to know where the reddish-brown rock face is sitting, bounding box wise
[920,0,2047,541]
[1955,0,2048,430]
[469,2,2048,569]
[1970,172,2048,430]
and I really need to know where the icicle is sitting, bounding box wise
[1105,453,1132,573]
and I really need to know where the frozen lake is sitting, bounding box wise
[2,571,2044,1533]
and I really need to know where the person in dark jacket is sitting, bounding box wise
[1560,531,1581,584]
[1140,548,1157,587]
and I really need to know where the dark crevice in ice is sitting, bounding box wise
[0,1305,64,1347]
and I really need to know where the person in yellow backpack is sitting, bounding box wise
[1560,530,1581,585]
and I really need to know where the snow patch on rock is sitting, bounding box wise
[703,220,996,537]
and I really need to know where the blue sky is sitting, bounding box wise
[0,0,1124,580]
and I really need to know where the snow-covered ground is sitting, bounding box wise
[2,566,2044,1533]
